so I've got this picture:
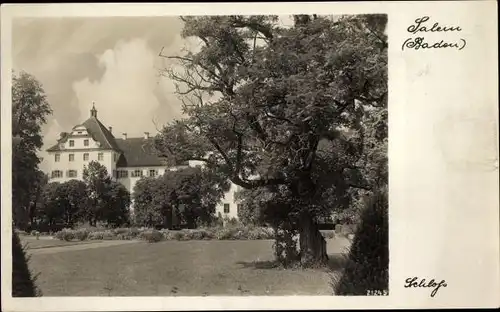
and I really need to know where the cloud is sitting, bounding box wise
[73,38,177,137]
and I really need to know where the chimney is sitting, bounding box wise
[108,126,112,134]
[144,132,150,139]
[122,133,127,140]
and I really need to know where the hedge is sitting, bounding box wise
[12,231,41,297]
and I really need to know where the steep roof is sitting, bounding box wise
[115,137,166,168]
[46,116,121,152]
[82,117,121,151]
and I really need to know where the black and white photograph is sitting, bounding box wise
[1,2,498,311]
[10,13,388,297]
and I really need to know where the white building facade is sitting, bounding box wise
[45,104,241,220]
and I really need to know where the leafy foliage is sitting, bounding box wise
[133,166,229,228]
[80,161,130,227]
[101,181,131,227]
[133,177,164,227]
[155,14,387,264]
[12,70,52,230]
[82,161,113,225]
[38,180,88,230]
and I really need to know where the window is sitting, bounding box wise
[237,204,242,215]
[224,203,230,214]
[84,139,89,146]
[54,154,60,162]
[69,154,74,162]
[51,170,63,178]
[131,170,143,178]
[83,153,89,161]
[149,169,158,177]
[98,153,104,161]
[69,140,74,147]
[78,131,82,134]
[117,170,128,178]
[67,170,77,178]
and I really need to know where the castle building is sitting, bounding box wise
[45,104,240,220]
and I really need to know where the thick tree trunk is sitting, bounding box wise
[298,210,328,266]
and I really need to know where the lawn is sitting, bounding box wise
[28,238,351,296]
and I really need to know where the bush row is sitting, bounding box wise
[44,226,338,242]
[53,226,277,242]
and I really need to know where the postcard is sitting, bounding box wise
[1,1,498,311]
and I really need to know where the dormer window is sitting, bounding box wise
[69,140,74,147]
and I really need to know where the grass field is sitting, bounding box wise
[27,238,351,296]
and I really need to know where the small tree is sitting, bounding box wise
[82,161,112,225]
[59,180,88,227]
[102,181,131,227]
[133,177,164,227]
[39,182,65,231]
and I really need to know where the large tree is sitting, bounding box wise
[12,71,52,230]
[155,15,387,265]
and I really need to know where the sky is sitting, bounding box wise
[12,16,295,172]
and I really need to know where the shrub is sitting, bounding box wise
[332,187,389,295]
[102,231,115,240]
[54,228,75,241]
[12,231,41,297]
[112,228,130,235]
[88,231,105,240]
[128,227,141,237]
[171,231,184,241]
[214,227,236,240]
[224,217,240,227]
[75,223,108,232]
[141,230,163,243]
[74,229,90,241]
